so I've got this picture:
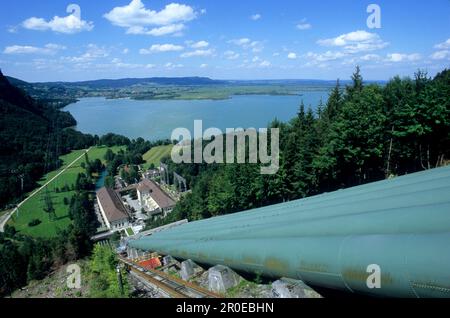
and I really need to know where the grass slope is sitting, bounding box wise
[143,145,173,169]
[8,146,124,238]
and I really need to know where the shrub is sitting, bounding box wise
[28,219,42,227]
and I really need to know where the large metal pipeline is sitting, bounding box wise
[129,166,450,298]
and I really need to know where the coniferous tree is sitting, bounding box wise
[42,187,56,221]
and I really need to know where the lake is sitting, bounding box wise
[64,92,330,141]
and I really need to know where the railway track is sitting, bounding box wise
[119,256,221,298]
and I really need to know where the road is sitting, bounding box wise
[0,148,92,232]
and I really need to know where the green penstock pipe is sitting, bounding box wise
[129,166,450,298]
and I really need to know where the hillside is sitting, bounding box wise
[56,76,227,88]
[0,70,95,209]
[143,145,174,170]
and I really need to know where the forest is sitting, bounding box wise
[0,70,98,208]
[150,67,450,226]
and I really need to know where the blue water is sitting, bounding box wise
[64,93,329,141]
[95,170,108,190]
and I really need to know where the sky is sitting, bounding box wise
[0,0,449,82]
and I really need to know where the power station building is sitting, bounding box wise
[137,179,176,218]
[96,187,130,230]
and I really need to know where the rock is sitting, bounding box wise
[208,265,241,294]
[271,278,322,298]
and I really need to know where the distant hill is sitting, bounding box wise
[6,76,361,89]
[1,72,43,116]
[36,76,228,89]
[6,75,367,103]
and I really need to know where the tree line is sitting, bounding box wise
[152,67,449,225]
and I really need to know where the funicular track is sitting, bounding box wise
[118,256,221,298]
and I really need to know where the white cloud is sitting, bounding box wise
[200,63,208,68]
[22,6,94,34]
[287,52,297,59]
[345,42,388,53]
[319,30,376,46]
[296,23,311,30]
[140,44,184,54]
[114,62,141,69]
[229,38,264,53]
[252,56,261,63]
[251,42,264,53]
[104,0,197,36]
[318,30,388,53]
[430,50,450,60]
[7,26,18,33]
[63,44,109,63]
[229,38,251,46]
[148,24,185,36]
[4,45,44,55]
[165,62,183,69]
[224,50,240,60]
[386,53,421,62]
[3,43,66,55]
[431,39,450,61]
[84,44,109,58]
[190,41,209,49]
[110,58,156,69]
[45,44,67,51]
[434,39,450,50]
[259,60,271,67]
[360,54,381,61]
[126,24,185,36]
[251,14,261,21]
[180,49,214,58]
[122,48,130,54]
[305,51,347,63]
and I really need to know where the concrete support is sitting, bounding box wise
[174,172,187,192]
[208,265,241,294]
[163,255,176,266]
[271,278,322,298]
[180,259,203,281]
[160,163,170,185]
[129,248,139,260]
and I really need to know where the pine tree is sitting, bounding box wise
[347,66,363,97]
[42,187,56,221]
[324,79,342,123]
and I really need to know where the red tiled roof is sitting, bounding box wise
[138,257,162,269]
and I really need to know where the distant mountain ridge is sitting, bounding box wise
[29,76,228,89]
[5,75,344,103]
[6,76,385,88]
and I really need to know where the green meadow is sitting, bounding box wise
[8,146,124,238]
[143,145,173,170]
